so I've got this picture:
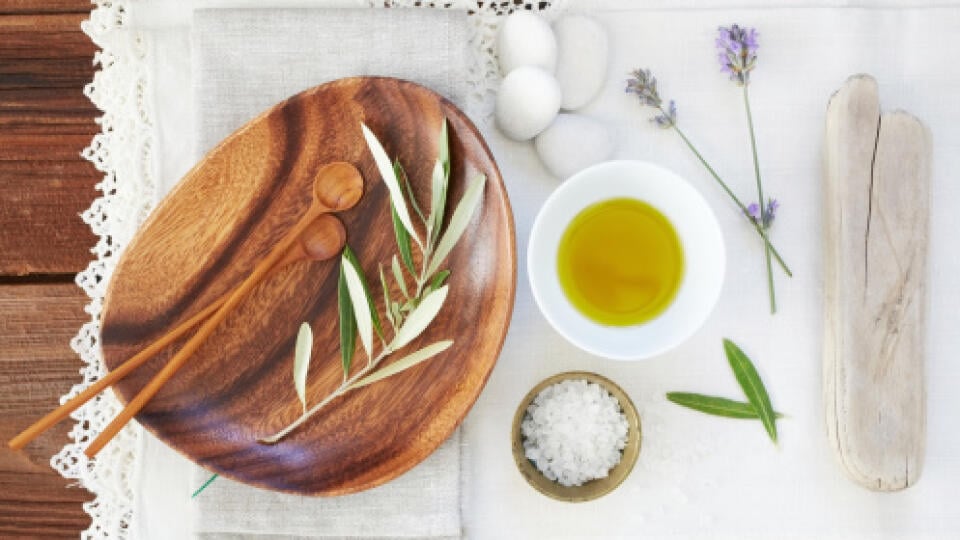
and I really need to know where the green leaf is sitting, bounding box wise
[428,119,450,246]
[429,269,450,293]
[361,123,421,248]
[392,285,449,350]
[666,392,784,419]
[396,160,427,226]
[724,338,778,443]
[342,246,383,340]
[390,301,403,328]
[379,264,395,330]
[343,254,374,360]
[348,340,454,390]
[429,161,446,239]
[337,262,356,377]
[426,174,486,277]
[391,255,410,299]
[292,322,313,414]
[391,202,416,275]
[438,117,450,177]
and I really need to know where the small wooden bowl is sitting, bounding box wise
[512,371,641,502]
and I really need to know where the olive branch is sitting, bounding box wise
[260,119,486,444]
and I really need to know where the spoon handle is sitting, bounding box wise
[7,230,311,451]
[82,208,322,458]
[7,298,220,450]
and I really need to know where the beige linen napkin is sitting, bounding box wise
[188,8,469,539]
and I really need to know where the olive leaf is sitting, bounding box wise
[362,123,422,249]
[342,245,383,341]
[666,339,781,444]
[428,119,450,247]
[342,254,374,359]
[428,269,450,293]
[391,202,416,275]
[390,301,403,328]
[292,322,313,414]
[392,285,448,350]
[391,255,409,299]
[337,261,356,377]
[396,160,426,226]
[724,338,778,443]
[438,117,450,176]
[348,340,454,390]
[666,392,783,419]
[426,174,486,277]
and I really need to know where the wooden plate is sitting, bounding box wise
[100,77,516,495]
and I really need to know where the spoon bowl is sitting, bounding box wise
[313,162,364,213]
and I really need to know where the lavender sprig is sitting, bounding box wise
[716,24,758,86]
[717,24,779,312]
[625,68,792,282]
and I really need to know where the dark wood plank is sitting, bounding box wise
[0,134,96,160]
[0,2,121,537]
[0,0,91,14]
[0,161,98,275]
[0,283,92,537]
[0,14,95,60]
[0,57,94,89]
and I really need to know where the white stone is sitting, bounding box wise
[534,114,613,179]
[554,15,609,110]
[497,11,557,75]
[496,67,561,142]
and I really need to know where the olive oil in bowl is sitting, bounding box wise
[557,198,684,326]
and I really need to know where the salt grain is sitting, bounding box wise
[520,379,629,487]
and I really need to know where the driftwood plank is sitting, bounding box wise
[823,74,931,490]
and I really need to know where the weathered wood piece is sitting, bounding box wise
[824,74,931,491]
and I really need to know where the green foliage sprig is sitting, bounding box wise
[260,120,486,444]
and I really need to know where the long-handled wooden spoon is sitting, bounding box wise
[81,162,363,457]
[7,213,347,451]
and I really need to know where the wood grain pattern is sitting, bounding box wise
[0,284,92,536]
[823,74,930,490]
[100,77,516,495]
[0,1,98,534]
[0,14,99,275]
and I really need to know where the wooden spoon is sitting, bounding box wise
[80,162,363,458]
[7,214,346,451]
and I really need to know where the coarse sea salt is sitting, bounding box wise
[521,379,629,487]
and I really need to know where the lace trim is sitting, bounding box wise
[58,1,562,538]
[52,1,154,538]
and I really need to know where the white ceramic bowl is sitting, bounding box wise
[528,160,725,360]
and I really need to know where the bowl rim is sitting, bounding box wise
[527,159,726,361]
[511,371,642,502]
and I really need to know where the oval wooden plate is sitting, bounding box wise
[100,77,515,495]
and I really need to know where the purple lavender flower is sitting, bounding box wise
[653,100,677,128]
[747,198,779,227]
[716,24,758,85]
[763,198,779,227]
[625,68,663,107]
[626,69,677,128]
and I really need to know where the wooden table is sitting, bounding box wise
[0,0,98,536]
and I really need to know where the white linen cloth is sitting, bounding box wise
[136,7,468,540]
[65,1,960,539]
